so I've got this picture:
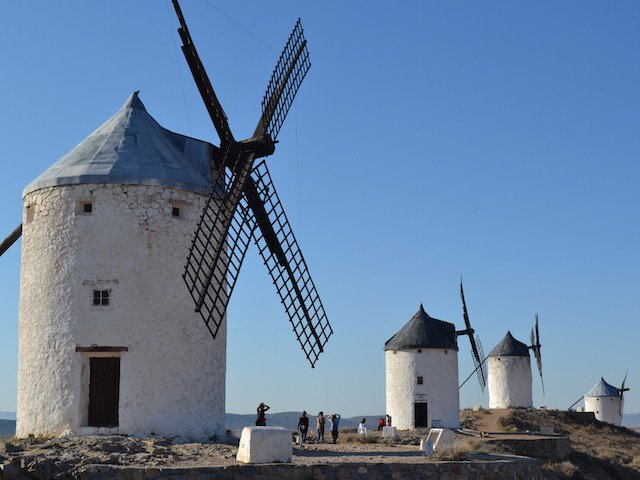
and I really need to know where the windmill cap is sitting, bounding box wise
[585,377,621,397]
[23,92,216,197]
[488,331,530,358]
[384,304,458,351]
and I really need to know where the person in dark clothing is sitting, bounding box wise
[297,410,309,443]
[256,402,270,426]
[329,413,341,444]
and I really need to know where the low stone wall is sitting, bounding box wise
[487,436,571,460]
[71,459,542,480]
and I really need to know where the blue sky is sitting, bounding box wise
[0,1,638,417]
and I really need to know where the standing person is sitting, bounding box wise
[329,413,341,444]
[256,402,270,426]
[297,411,309,443]
[316,411,326,444]
[386,414,392,427]
[377,417,385,431]
[357,418,367,436]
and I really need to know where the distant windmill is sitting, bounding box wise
[384,281,485,430]
[171,0,333,367]
[571,374,630,426]
[487,315,544,409]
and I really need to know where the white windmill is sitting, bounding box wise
[582,375,629,426]
[487,315,544,409]
[3,1,332,439]
[384,283,486,430]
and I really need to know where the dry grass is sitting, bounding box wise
[432,447,470,461]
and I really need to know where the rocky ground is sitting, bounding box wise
[1,410,638,479]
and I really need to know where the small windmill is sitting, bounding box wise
[529,313,545,395]
[458,281,487,391]
[171,1,332,367]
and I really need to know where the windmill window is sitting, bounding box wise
[172,207,180,217]
[25,206,34,223]
[83,203,93,213]
[93,290,110,306]
[417,376,423,385]
[417,349,422,353]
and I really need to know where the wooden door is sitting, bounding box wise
[88,357,120,427]
[414,402,428,428]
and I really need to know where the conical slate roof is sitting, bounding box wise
[488,331,530,357]
[23,92,215,197]
[384,304,458,351]
[585,378,620,397]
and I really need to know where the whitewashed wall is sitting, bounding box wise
[385,348,459,430]
[17,184,226,440]
[585,395,622,426]
[488,356,532,409]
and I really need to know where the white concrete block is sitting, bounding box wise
[426,428,455,452]
[419,438,433,455]
[236,426,292,464]
[382,426,397,437]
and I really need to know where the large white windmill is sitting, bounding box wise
[3,1,332,439]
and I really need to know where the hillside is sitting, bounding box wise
[461,408,640,480]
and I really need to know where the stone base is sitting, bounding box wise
[236,426,292,464]
[426,428,455,452]
[382,426,397,438]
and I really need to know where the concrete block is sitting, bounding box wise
[236,426,292,464]
[382,426,397,438]
[426,428,455,452]
[419,438,434,455]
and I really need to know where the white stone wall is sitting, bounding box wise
[488,356,533,409]
[385,348,460,430]
[584,395,622,426]
[17,184,226,440]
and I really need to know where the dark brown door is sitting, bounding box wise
[414,402,428,428]
[89,357,120,427]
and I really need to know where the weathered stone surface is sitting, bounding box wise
[236,427,292,464]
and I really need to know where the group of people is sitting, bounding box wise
[298,411,341,444]
[255,403,390,444]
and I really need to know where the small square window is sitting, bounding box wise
[93,289,109,306]
[83,203,93,213]
[417,349,422,353]
[172,207,180,217]
[417,376,423,385]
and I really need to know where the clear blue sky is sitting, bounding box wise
[0,1,638,417]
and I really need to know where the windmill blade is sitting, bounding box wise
[183,186,257,338]
[459,281,486,390]
[532,314,545,396]
[471,335,486,393]
[257,19,311,140]
[183,146,257,334]
[248,160,332,367]
[0,224,22,257]
[621,371,628,392]
[172,0,235,147]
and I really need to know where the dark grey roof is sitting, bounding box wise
[586,377,620,397]
[23,92,216,197]
[488,331,530,357]
[384,304,458,351]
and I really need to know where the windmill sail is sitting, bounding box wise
[173,0,331,367]
[0,224,22,257]
[459,281,487,391]
[250,161,333,367]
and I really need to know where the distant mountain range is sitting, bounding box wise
[1,412,638,439]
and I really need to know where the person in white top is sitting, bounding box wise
[357,418,367,436]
